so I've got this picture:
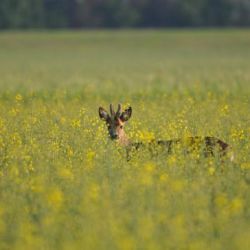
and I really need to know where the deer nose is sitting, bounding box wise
[111,133,118,139]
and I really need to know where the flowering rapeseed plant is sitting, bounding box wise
[0,87,248,250]
[0,30,249,250]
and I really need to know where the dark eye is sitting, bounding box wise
[120,125,123,129]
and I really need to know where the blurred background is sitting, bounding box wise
[0,0,250,29]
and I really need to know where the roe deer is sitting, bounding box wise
[98,104,234,161]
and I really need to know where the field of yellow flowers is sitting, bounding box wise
[0,30,249,250]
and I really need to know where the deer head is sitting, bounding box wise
[99,104,132,144]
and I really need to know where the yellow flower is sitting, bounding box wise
[67,147,74,157]
[159,173,168,183]
[231,128,245,141]
[47,188,64,209]
[88,183,100,201]
[60,116,66,124]
[167,155,176,165]
[230,198,244,215]
[208,167,215,176]
[140,174,153,186]
[15,94,23,102]
[171,179,186,192]
[138,130,155,142]
[117,235,136,250]
[71,119,81,128]
[215,194,228,208]
[86,150,96,162]
[144,162,155,173]
[58,167,74,181]
[9,108,20,116]
[241,162,250,170]
[220,104,229,116]
[79,107,86,117]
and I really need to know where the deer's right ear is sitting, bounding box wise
[99,107,110,121]
[120,107,132,122]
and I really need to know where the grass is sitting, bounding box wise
[0,29,249,250]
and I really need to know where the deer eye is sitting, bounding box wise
[120,125,123,129]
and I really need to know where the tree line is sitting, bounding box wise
[0,0,250,29]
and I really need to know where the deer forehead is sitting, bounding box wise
[108,118,124,126]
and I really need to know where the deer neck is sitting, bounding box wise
[118,133,130,146]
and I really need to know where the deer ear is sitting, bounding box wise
[120,107,132,122]
[99,107,110,121]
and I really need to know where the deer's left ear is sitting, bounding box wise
[120,107,132,122]
[99,107,110,121]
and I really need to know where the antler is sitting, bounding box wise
[116,103,122,117]
[110,104,115,117]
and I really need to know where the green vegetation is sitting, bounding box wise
[1,0,250,28]
[0,30,249,250]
